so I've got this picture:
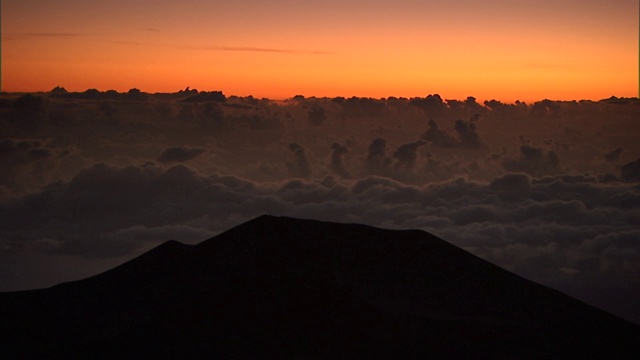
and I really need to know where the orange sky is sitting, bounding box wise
[2,0,638,102]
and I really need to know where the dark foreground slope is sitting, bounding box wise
[1,215,639,359]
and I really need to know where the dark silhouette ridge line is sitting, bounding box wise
[1,214,639,359]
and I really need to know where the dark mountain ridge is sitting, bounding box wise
[1,215,639,359]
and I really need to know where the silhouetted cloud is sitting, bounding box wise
[454,117,486,149]
[393,141,426,170]
[0,138,76,193]
[4,94,48,132]
[420,119,456,147]
[308,106,326,126]
[178,91,226,103]
[157,146,207,164]
[287,143,312,178]
[330,143,350,178]
[365,138,392,174]
[531,99,561,117]
[503,144,561,177]
[604,147,623,162]
[488,172,532,201]
[419,117,486,149]
[409,94,446,116]
[621,158,640,181]
[336,97,387,118]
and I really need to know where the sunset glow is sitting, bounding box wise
[2,0,638,101]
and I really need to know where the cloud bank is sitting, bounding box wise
[1,91,639,323]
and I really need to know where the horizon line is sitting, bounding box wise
[0,88,635,105]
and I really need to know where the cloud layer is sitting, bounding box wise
[1,91,639,323]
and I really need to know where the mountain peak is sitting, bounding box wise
[2,216,639,359]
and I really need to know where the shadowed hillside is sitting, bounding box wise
[1,215,639,359]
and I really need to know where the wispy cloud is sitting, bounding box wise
[188,46,335,55]
[3,32,84,40]
[109,40,334,55]
[109,40,164,47]
[194,45,335,55]
[27,32,83,37]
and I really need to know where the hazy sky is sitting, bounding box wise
[2,0,638,101]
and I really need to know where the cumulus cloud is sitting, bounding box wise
[157,146,207,163]
[621,158,640,182]
[393,141,426,170]
[604,147,623,162]
[453,117,486,149]
[330,143,350,178]
[503,144,561,177]
[0,138,77,193]
[0,163,254,257]
[419,117,486,149]
[409,94,446,116]
[1,92,640,323]
[1,159,639,322]
[286,143,312,178]
[0,139,51,160]
[336,97,387,119]
[4,166,637,278]
[365,138,392,174]
[420,120,456,147]
[308,106,326,126]
[4,94,48,132]
[488,172,532,201]
[531,99,561,117]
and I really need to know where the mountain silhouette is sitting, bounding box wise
[1,215,639,359]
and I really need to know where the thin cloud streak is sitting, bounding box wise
[195,45,335,55]
[27,32,83,37]
[3,32,85,40]
[6,31,332,55]
[107,40,334,55]
[109,40,164,47]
